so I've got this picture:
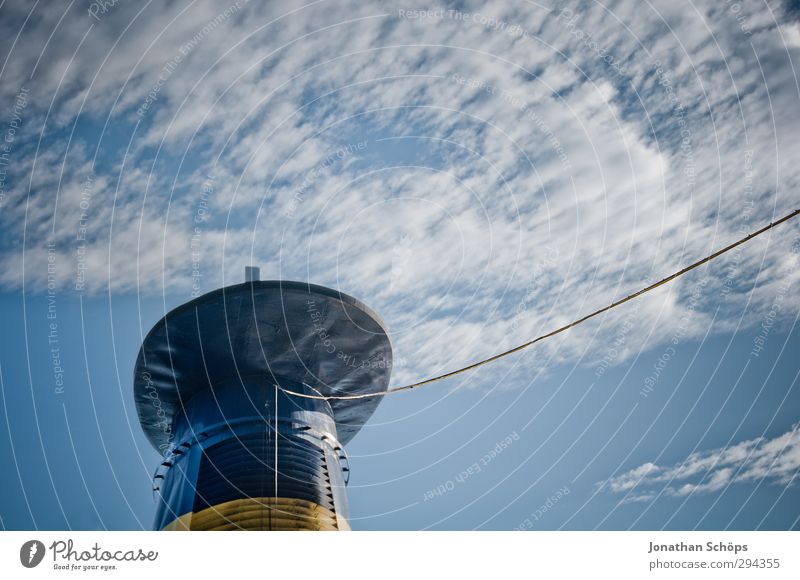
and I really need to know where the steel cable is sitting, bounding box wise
[282,208,800,401]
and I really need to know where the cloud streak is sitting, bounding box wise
[0,0,798,384]
[598,424,800,502]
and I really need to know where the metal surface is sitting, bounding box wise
[245,266,260,282]
[133,280,392,530]
[134,280,393,450]
[150,379,352,530]
[163,498,347,531]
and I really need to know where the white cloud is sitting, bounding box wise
[0,0,798,384]
[598,424,800,501]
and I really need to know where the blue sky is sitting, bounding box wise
[0,0,799,530]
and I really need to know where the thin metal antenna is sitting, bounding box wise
[245,266,260,282]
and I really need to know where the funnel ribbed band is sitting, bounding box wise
[193,432,337,513]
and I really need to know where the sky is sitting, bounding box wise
[0,0,799,530]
